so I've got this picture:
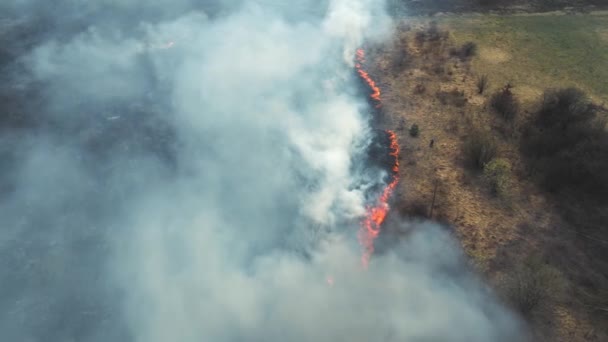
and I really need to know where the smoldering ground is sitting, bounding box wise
[1,1,526,341]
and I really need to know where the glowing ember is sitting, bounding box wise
[355,48,400,268]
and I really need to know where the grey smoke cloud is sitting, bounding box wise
[0,1,526,341]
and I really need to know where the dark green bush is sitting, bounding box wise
[409,124,420,137]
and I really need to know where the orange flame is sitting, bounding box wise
[355,48,381,107]
[355,48,400,268]
[358,130,399,268]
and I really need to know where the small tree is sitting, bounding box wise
[463,129,497,170]
[476,74,488,94]
[491,83,519,121]
[483,158,511,196]
[409,124,420,137]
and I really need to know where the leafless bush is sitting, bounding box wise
[414,83,426,94]
[476,74,488,94]
[393,48,409,70]
[432,63,445,75]
[491,83,518,121]
[427,21,442,42]
[463,129,497,170]
[521,87,608,198]
[500,257,565,317]
[401,199,429,218]
[437,89,467,107]
[450,41,477,60]
[415,30,427,45]
[461,42,477,57]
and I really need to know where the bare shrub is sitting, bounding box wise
[393,49,409,70]
[463,129,497,170]
[451,41,477,60]
[521,88,608,199]
[501,257,565,317]
[415,30,427,46]
[427,21,447,43]
[445,118,459,134]
[414,83,426,94]
[401,199,429,218]
[437,89,467,107]
[461,42,477,57]
[536,87,595,129]
[476,74,488,94]
[491,83,518,121]
[431,63,445,75]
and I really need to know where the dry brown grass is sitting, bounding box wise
[367,21,608,341]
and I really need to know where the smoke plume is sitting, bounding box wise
[0,1,526,341]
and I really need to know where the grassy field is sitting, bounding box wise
[441,13,608,103]
[375,14,608,340]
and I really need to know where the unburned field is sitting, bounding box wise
[444,13,608,103]
[370,12,608,342]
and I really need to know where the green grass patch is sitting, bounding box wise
[443,14,608,102]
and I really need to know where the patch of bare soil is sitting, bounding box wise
[478,46,511,64]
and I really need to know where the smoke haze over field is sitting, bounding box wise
[0,1,526,341]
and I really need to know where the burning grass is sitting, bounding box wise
[355,49,400,268]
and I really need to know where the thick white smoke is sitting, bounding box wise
[0,1,526,341]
